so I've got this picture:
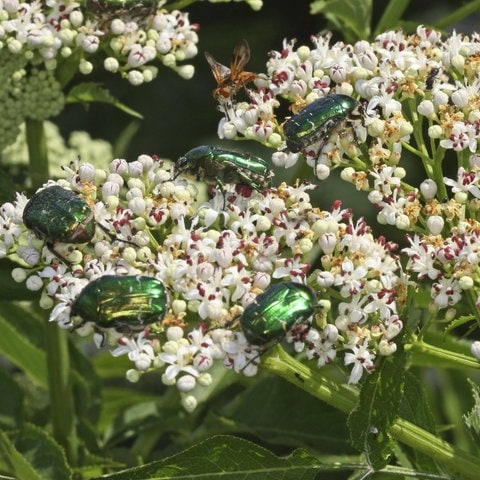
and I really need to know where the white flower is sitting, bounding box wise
[432,277,462,308]
[440,123,477,153]
[344,340,376,383]
[112,331,156,371]
[159,342,200,383]
[444,167,480,198]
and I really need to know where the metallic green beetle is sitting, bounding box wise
[71,275,168,331]
[240,281,317,347]
[283,94,361,153]
[174,145,273,193]
[23,185,96,249]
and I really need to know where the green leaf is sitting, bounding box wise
[66,83,143,119]
[112,121,142,158]
[0,430,42,480]
[444,315,476,335]
[215,375,352,453]
[348,349,407,470]
[69,338,102,424]
[91,435,328,479]
[0,307,47,387]
[0,366,24,429]
[464,378,480,446]
[373,0,411,36]
[0,423,71,480]
[398,372,442,475]
[310,0,372,42]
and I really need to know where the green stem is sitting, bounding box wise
[432,145,448,200]
[407,339,480,370]
[434,0,480,30]
[25,119,49,189]
[27,120,77,464]
[262,346,480,479]
[262,346,356,412]
[388,419,480,478]
[44,320,78,466]
[165,0,197,11]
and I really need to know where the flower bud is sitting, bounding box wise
[420,179,437,199]
[181,394,198,412]
[104,57,119,72]
[417,100,435,117]
[177,374,196,392]
[135,352,152,371]
[167,326,184,341]
[426,215,444,234]
[459,275,474,290]
[126,369,141,383]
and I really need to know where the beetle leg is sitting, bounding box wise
[45,241,75,265]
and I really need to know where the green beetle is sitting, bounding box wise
[23,185,96,257]
[283,94,361,153]
[240,281,317,347]
[71,275,168,331]
[174,145,273,194]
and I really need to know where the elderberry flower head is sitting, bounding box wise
[211,27,480,229]
[0,0,201,151]
[210,27,480,355]
[0,154,405,405]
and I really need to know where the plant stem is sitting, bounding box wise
[25,119,49,189]
[44,319,78,466]
[407,339,480,370]
[26,120,77,464]
[262,346,480,479]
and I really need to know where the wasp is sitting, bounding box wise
[204,39,256,108]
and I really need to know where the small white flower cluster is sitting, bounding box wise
[0,0,199,82]
[0,0,200,152]
[403,160,480,311]
[213,27,480,228]
[0,154,405,407]
[211,27,480,359]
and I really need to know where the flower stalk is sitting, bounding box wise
[263,346,480,479]
[44,315,78,466]
[25,119,49,189]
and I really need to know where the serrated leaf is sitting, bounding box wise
[348,349,407,470]
[0,423,71,480]
[444,315,475,335]
[464,378,480,445]
[398,372,442,474]
[66,83,143,119]
[91,435,324,480]
[0,430,42,480]
[310,0,372,41]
